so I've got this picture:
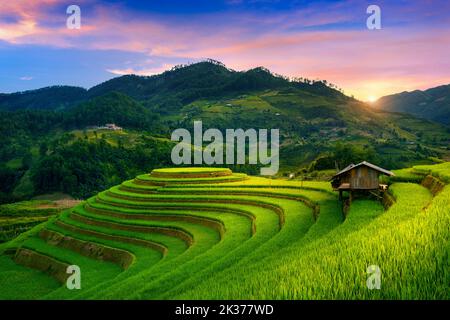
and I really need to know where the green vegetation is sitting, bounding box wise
[180,183,441,299]
[414,162,450,182]
[152,167,232,175]
[1,61,449,203]
[0,61,448,299]
[0,164,448,299]
[0,199,78,243]
[382,168,425,183]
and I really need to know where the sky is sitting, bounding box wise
[0,0,449,101]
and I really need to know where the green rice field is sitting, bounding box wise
[0,164,448,299]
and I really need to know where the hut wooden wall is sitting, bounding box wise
[349,166,379,189]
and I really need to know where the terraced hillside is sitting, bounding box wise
[0,166,448,299]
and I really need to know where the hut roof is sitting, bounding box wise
[332,161,394,179]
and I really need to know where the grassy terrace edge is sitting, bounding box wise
[0,164,448,299]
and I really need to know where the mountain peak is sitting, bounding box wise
[0,61,347,111]
[375,83,450,125]
[0,85,87,111]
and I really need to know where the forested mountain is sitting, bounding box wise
[0,60,449,203]
[0,86,87,111]
[0,60,345,112]
[374,84,450,125]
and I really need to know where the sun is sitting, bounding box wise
[367,95,378,103]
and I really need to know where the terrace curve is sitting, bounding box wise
[6,167,336,299]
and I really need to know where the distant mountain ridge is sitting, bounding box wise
[0,86,87,111]
[1,61,449,202]
[0,61,346,112]
[3,62,449,128]
[0,61,449,169]
[374,84,450,125]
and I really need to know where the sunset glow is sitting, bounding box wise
[367,96,378,103]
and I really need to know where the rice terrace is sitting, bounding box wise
[1,0,450,309]
[0,163,448,300]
